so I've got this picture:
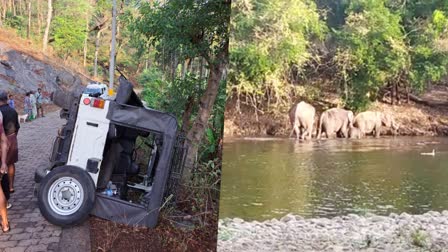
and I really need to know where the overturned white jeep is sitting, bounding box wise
[34,76,187,228]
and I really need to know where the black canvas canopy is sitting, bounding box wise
[91,76,179,227]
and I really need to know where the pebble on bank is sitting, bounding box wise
[218,211,448,252]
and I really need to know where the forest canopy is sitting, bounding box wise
[229,0,448,111]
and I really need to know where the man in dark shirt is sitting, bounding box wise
[0,91,19,194]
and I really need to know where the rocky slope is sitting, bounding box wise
[0,40,89,95]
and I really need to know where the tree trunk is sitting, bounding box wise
[42,0,52,52]
[199,57,206,79]
[170,52,178,81]
[406,84,410,103]
[395,82,400,104]
[94,29,103,78]
[391,83,395,105]
[181,58,191,79]
[37,0,43,35]
[26,0,31,39]
[183,51,227,182]
[0,0,5,26]
[83,16,89,67]
[11,0,15,16]
[19,0,23,15]
[109,0,117,90]
[180,95,195,133]
[343,66,348,103]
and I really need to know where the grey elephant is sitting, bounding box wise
[348,126,362,139]
[353,111,399,138]
[316,108,354,139]
[289,101,316,140]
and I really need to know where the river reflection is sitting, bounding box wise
[219,137,448,221]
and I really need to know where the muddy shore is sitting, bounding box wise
[224,87,448,138]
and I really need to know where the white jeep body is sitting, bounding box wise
[67,94,111,185]
[35,76,185,228]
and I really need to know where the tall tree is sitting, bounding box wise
[26,0,30,38]
[132,0,231,181]
[42,0,52,52]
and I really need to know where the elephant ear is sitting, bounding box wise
[381,113,392,127]
[347,111,354,126]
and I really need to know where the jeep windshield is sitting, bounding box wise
[84,87,102,95]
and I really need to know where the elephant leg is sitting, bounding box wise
[374,125,381,138]
[293,125,300,140]
[301,127,308,140]
[340,124,348,138]
[308,124,313,140]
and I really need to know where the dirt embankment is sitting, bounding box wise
[224,86,448,138]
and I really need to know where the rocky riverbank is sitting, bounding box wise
[218,211,448,251]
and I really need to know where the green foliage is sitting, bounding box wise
[406,8,448,93]
[140,68,206,119]
[131,0,230,64]
[335,0,409,110]
[132,0,229,173]
[189,158,221,213]
[3,12,25,31]
[200,80,226,160]
[52,17,86,57]
[140,67,225,161]
[139,68,170,109]
[411,229,429,248]
[229,0,325,112]
[230,0,448,112]
[52,0,91,58]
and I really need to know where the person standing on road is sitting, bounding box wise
[0,91,19,195]
[7,95,14,109]
[24,92,32,121]
[30,91,37,120]
[0,108,10,233]
[36,88,44,118]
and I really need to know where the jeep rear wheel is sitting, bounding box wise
[38,166,95,227]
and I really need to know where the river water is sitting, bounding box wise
[219,137,448,221]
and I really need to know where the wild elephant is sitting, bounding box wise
[316,108,354,139]
[289,101,316,140]
[353,111,399,138]
[348,126,362,139]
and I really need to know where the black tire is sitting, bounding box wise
[34,166,48,183]
[37,165,95,227]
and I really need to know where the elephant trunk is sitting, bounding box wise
[348,111,354,128]
[391,121,399,136]
[316,113,324,139]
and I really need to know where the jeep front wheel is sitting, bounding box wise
[37,166,95,227]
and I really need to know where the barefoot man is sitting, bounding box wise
[0,107,10,232]
[0,91,19,194]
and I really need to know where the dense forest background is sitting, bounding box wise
[229,0,448,115]
[0,0,229,249]
[0,0,229,182]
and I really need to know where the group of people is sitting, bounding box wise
[21,88,45,120]
[0,91,21,233]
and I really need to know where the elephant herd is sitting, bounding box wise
[288,101,400,140]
